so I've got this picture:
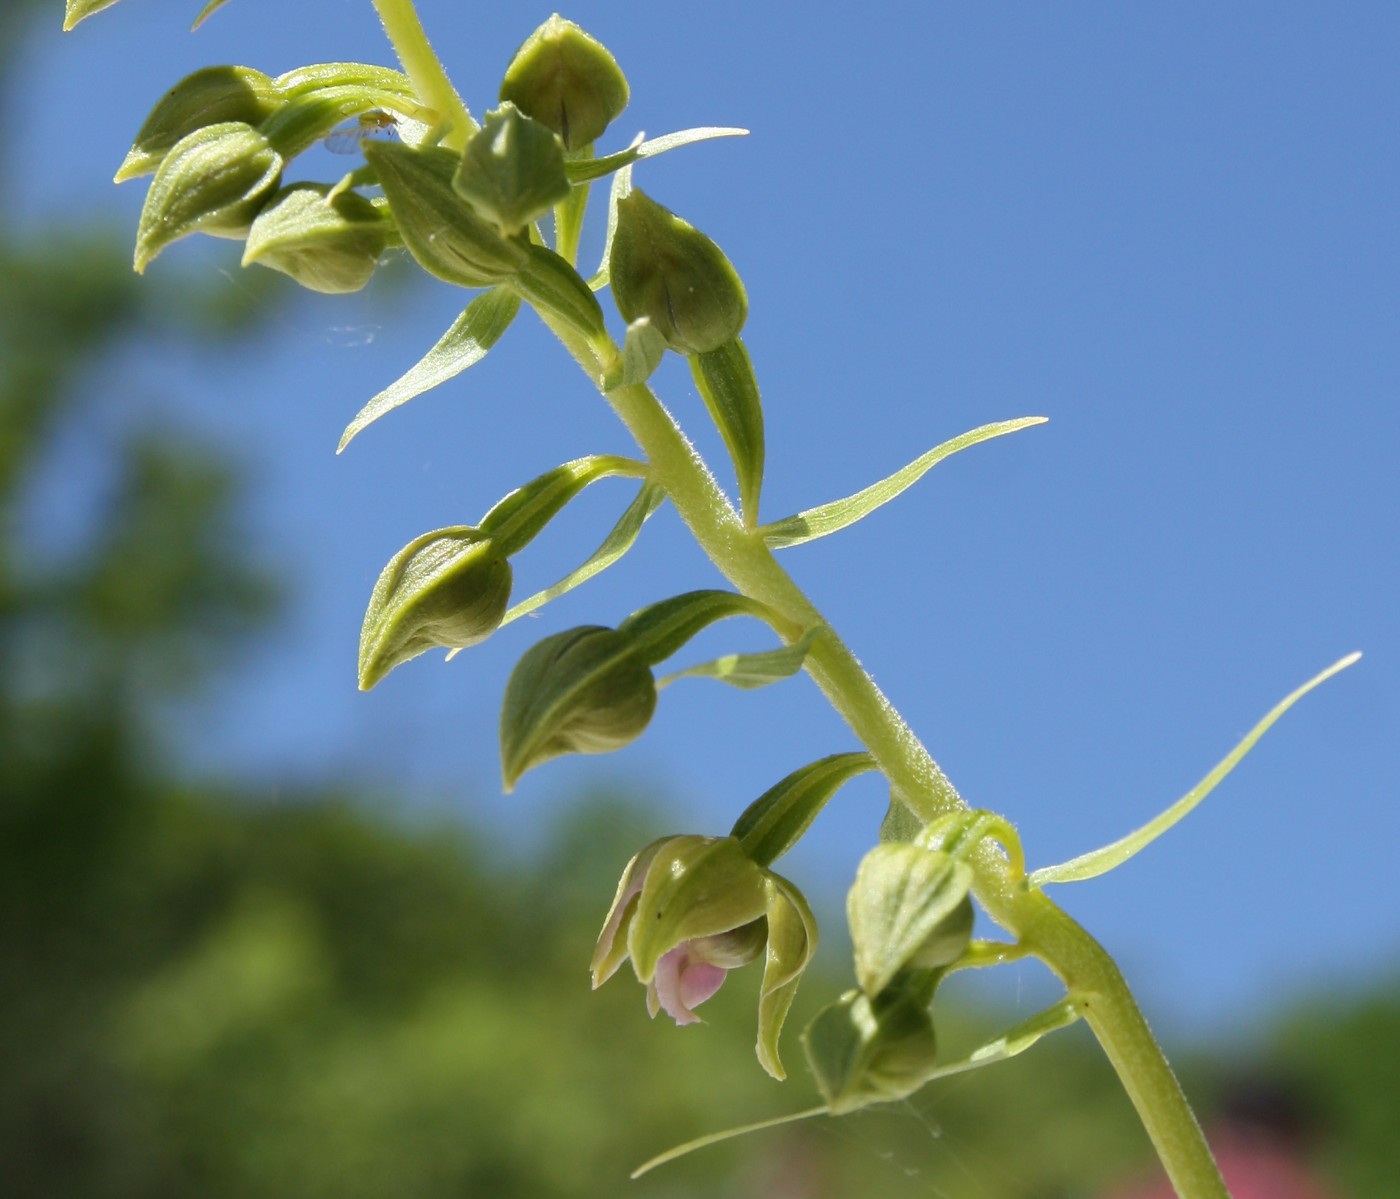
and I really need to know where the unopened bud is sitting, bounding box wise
[116,66,281,183]
[359,528,512,690]
[609,187,747,355]
[134,122,283,272]
[803,984,940,1114]
[454,104,571,236]
[499,15,629,150]
[243,184,390,294]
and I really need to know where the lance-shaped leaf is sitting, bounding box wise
[500,626,657,790]
[601,318,668,391]
[567,126,749,184]
[512,242,609,347]
[339,287,521,451]
[192,0,233,28]
[848,843,974,998]
[134,122,283,271]
[359,527,512,689]
[476,454,646,557]
[617,589,782,667]
[501,481,665,626]
[1030,651,1361,887]
[272,63,416,99]
[659,626,821,694]
[912,997,1083,1084]
[116,66,281,183]
[64,0,120,29]
[587,162,633,290]
[761,417,1048,550]
[730,751,878,868]
[260,85,427,160]
[691,336,764,525]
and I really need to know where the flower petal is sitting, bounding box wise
[652,944,728,1025]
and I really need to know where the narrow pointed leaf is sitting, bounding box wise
[631,1106,828,1179]
[617,589,779,668]
[338,287,521,451]
[64,0,120,28]
[586,163,632,289]
[567,126,748,183]
[915,997,1083,1084]
[476,454,645,556]
[602,318,667,390]
[731,751,878,868]
[659,626,821,693]
[500,481,665,626]
[691,336,764,524]
[1030,652,1361,886]
[192,0,232,28]
[761,417,1047,550]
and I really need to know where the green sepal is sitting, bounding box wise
[499,626,656,790]
[364,141,527,288]
[730,751,878,869]
[260,86,423,160]
[802,983,941,1115]
[501,481,665,626]
[691,336,764,524]
[63,0,120,29]
[879,793,924,845]
[761,417,1048,550]
[134,122,283,272]
[512,242,609,346]
[115,66,280,183]
[658,626,821,694]
[453,104,570,236]
[499,15,629,151]
[848,843,975,999]
[590,837,670,986]
[477,454,646,558]
[272,63,416,99]
[601,318,667,391]
[242,183,389,294]
[627,836,770,983]
[756,873,818,1080]
[616,589,780,668]
[339,287,522,451]
[566,126,748,184]
[192,0,232,28]
[609,187,747,355]
[358,527,512,690]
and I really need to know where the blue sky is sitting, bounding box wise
[16,2,1398,1037]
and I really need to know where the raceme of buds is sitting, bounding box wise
[363,140,529,288]
[115,65,281,183]
[609,187,748,356]
[243,184,392,294]
[802,980,941,1114]
[590,834,818,1079]
[453,104,571,237]
[359,527,512,690]
[498,626,657,790]
[133,122,283,272]
[499,15,629,151]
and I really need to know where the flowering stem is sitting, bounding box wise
[370,0,476,150]
[537,313,1227,1199]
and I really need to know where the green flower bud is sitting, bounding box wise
[134,122,283,272]
[802,983,941,1114]
[359,527,512,690]
[363,140,528,288]
[454,104,571,236]
[116,66,281,183]
[499,626,657,790]
[499,15,629,150]
[609,187,747,355]
[242,184,390,294]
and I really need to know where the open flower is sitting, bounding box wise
[590,834,817,1079]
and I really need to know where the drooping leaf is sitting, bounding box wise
[691,336,764,524]
[617,589,780,668]
[476,454,645,557]
[338,287,521,451]
[63,0,121,29]
[500,481,665,626]
[761,417,1047,550]
[659,626,821,693]
[730,751,878,868]
[566,126,749,183]
[1030,652,1361,886]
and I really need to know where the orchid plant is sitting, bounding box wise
[64,2,1358,1195]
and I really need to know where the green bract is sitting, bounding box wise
[133,122,282,272]
[364,141,528,288]
[454,104,571,236]
[115,65,280,182]
[499,14,629,150]
[609,187,748,355]
[243,184,390,294]
[359,528,512,690]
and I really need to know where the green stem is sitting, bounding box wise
[537,312,1227,1198]
[371,0,476,150]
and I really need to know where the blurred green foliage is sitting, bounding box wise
[3,9,1395,1197]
